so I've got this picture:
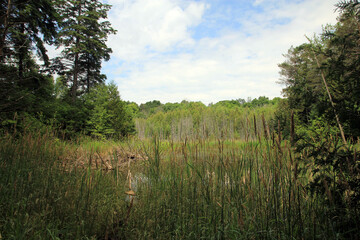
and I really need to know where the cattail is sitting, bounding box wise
[253,115,257,137]
[262,114,268,139]
[290,110,295,146]
[278,119,282,144]
[238,210,244,230]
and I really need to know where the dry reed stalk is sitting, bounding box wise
[238,210,245,230]
[275,137,282,154]
[123,156,135,226]
[242,175,246,185]
[290,110,294,146]
[127,156,132,190]
[262,114,268,140]
[259,171,267,189]
[254,115,257,137]
[96,151,112,170]
[322,179,333,204]
[246,117,250,141]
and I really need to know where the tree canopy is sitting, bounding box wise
[0,0,134,139]
[53,0,116,101]
[278,7,360,138]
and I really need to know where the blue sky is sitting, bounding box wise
[102,0,339,104]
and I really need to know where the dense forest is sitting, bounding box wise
[1,0,360,239]
[0,0,133,140]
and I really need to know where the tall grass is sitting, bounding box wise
[119,136,353,239]
[0,131,129,239]
[1,122,357,239]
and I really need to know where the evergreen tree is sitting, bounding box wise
[0,0,58,123]
[278,43,323,125]
[0,0,58,64]
[328,1,360,136]
[53,0,116,101]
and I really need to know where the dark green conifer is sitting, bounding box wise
[54,0,116,101]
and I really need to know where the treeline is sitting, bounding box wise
[0,0,134,139]
[130,97,280,140]
[276,1,360,141]
[274,1,360,235]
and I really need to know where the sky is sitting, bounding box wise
[101,0,340,105]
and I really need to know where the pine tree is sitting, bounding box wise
[53,0,116,101]
[0,0,58,65]
[0,0,58,120]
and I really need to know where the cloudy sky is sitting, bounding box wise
[102,0,339,105]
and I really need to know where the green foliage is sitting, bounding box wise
[0,0,58,64]
[84,83,135,139]
[0,1,134,141]
[0,63,56,131]
[278,9,360,138]
[295,120,360,237]
[54,76,69,99]
[135,98,278,140]
[271,98,292,139]
[213,99,242,108]
[323,15,360,137]
[126,101,140,116]
[278,43,324,125]
[213,97,278,109]
[245,96,271,107]
[53,0,116,100]
[277,3,360,238]
[138,100,163,117]
[163,102,181,112]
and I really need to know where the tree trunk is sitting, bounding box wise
[315,55,347,145]
[72,50,79,102]
[72,2,82,102]
[308,40,347,145]
[18,23,26,79]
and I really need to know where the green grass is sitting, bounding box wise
[119,136,356,239]
[0,132,129,239]
[0,131,358,239]
[121,138,308,239]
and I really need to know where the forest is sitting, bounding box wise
[0,0,359,239]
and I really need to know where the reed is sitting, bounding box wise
[117,135,346,239]
[0,131,128,239]
[1,116,357,239]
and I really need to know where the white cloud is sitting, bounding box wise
[107,0,207,61]
[253,0,265,6]
[105,0,339,104]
